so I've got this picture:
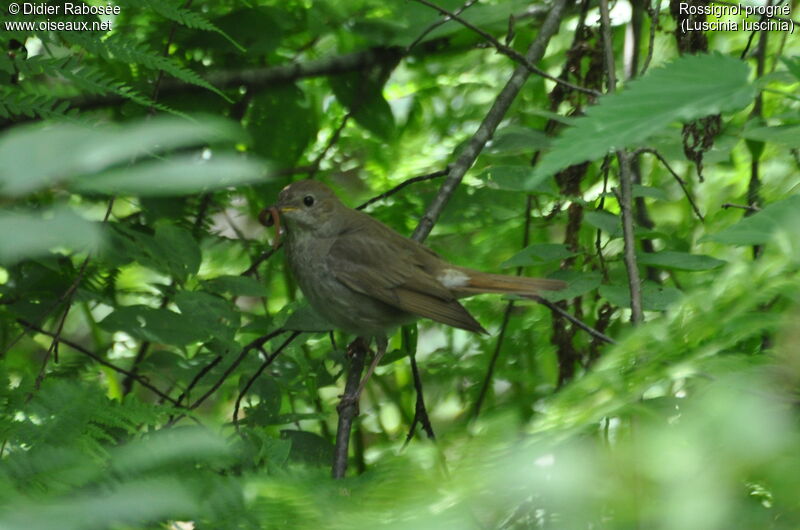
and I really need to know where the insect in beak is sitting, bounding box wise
[258,206,283,249]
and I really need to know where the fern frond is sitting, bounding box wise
[63,33,231,102]
[59,61,186,117]
[137,0,245,52]
[0,86,78,121]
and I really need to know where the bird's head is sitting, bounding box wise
[266,180,346,238]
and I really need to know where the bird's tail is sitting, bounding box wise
[455,269,567,298]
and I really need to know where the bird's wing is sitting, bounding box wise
[327,222,486,334]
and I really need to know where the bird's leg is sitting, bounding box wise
[355,335,388,400]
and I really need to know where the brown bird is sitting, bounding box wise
[268,180,566,393]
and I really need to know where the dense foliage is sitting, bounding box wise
[1,0,799,527]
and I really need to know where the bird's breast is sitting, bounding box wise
[284,233,411,337]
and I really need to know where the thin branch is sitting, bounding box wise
[721,202,760,212]
[412,0,572,242]
[173,354,222,406]
[242,247,279,277]
[595,156,613,282]
[600,0,643,324]
[746,6,770,260]
[233,331,301,432]
[641,0,660,74]
[356,169,449,210]
[406,0,480,52]
[404,352,436,444]
[472,301,515,419]
[188,329,287,411]
[68,47,405,112]
[333,338,368,479]
[409,0,600,97]
[149,0,193,113]
[31,198,115,393]
[18,319,180,404]
[635,148,704,221]
[308,113,352,179]
[531,297,617,345]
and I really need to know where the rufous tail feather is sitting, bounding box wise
[456,270,567,297]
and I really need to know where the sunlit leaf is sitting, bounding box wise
[0,208,103,264]
[0,116,245,196]
[534,53,755,178]
[71,154,269,196]
[702,195,800,245]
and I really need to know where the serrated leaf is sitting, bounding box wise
[501,244,578,268]
[535,53,755,178]
[636,251,726,271]
[154,224,201,282]
[0,208,104,264]
[702,195,800,245]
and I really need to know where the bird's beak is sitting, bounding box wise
[260,204,299,226]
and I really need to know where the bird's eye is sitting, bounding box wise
[303,195,315,207]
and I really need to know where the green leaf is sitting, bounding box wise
[599,282,683,311]
[742,124,800,149]
[584,211,622,237]
[479,165,550,192]
[203,275,268,297]
[100,305,206,346]
[0,208,103,264]
[501,244,578,268]
[154,224,201,282]
[281,430,333,466]
[702,196,800,245]
[330,72,395,139]
[537,271,603,302]
[633,185,669,201]
[71,154,269,196]
[246,85,318,167]
[0,479,199,530]
[112,428,231,475]
[780,56,800,81]
[102,224,199,280]
[0,117,245,197]
[174,291,239,342]
[636,251,726,271]
[535,53,755,178]
[283,302,334,332]
[487,126,550,155]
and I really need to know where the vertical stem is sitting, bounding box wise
[600,0,643,323]
[332,339,367,479]
[618,152,644,323]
